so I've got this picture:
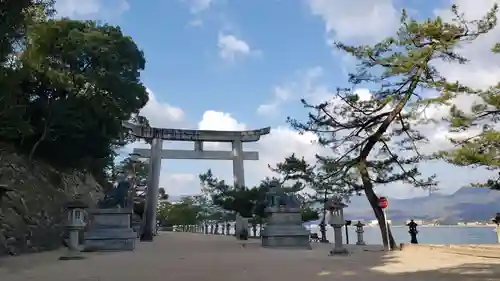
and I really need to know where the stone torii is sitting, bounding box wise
[122,122,271,241]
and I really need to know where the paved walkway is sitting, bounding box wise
[1,232,500,281]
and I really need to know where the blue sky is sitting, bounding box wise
[55,0,500,197]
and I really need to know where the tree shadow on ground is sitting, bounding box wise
[310,246,500,281]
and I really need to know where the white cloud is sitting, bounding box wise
[256,87,292,116]
[140,88,185,128]
[185,0,213,14]
[217,33,256,61]
[197,110,247,149]
[119,88,184,157]
[198,110,246,131]
[433,0,500,89]
[120,86,493,198]
[257,67,324,115]
[55,0,129,18]
[307,0,399,44]
[196,110,326,185]
[160,173,198,195]
[188,19,203,27]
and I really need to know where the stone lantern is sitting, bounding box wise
[355,221,366,245]
[59,199,88,260]
[407,219,419,244]
[327,199,348,255]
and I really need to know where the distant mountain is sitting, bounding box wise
[344,187,500,222]
[166,194,198,203]
[166,195,183,203]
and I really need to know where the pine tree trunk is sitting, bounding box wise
[359,160,398,250]
[365,189,397,250]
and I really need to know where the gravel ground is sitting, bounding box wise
[1,232,500,281]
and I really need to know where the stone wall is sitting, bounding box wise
[0,145,103,256]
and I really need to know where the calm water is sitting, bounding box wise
[222,225,499,244]
[316,225,499,245]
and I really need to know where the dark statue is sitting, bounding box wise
[98,178,131,208]
[266,184,301,209]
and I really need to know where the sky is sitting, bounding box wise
[54,0,500,198]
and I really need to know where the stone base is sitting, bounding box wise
[356,241,366,245]
[261,225,311,249]
[261,235,311,249]
[84,208,136,252]
[84,229,136,251]
[260,211,312,249]
[59,249,86,260]
[329,247,349,255]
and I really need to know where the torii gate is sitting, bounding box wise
[122,122,271,241]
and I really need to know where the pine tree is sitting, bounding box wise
[287,5,498,249]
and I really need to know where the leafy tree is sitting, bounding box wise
[286,5,498,249]
[199,169,316,223]
[163,196,202,226]
[301,207,319,222]
[19,19,148,163]
[0,17,149,186]
[199,169,263,218]
[437,44,500,189]
[159,187,169,200]
[0,0,54,64]
[156,200,172,226]
[0,1,54,144]
[272,154,354,241]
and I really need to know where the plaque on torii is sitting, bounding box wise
[121,121,271,241]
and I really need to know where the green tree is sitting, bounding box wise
[156,201,172,226]
[19,19,148,163]
[272,154,354,242]
[0,0,54,63]
[159,187,169,200]
[0,18,150,187]
[286,5,498,249]
[437,44,500,189]
[164,197,202,226]
[199,170,261,218]
[199,169,315,223]
[0,1,54,143]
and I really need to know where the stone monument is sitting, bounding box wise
[260,184,311,249]
[84,177,137,251]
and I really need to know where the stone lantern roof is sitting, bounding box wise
[65,199,88,209]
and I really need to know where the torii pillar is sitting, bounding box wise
[123,122,270,241]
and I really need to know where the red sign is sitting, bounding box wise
[378,197,388,209]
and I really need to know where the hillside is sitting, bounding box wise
[0,145,102,256]
[344,187,500,222]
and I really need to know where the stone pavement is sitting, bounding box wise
[1,232,500,281]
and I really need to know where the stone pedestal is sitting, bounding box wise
[261,207,311,249]
[330,225,348,255]
[131,214,142,238]
[84,208,136,251]
[235,213,249,240]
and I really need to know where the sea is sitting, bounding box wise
[229,225,500,244]
[315,225,500,245]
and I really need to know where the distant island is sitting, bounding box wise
[345,187,500,224]
[168,187,500,226]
